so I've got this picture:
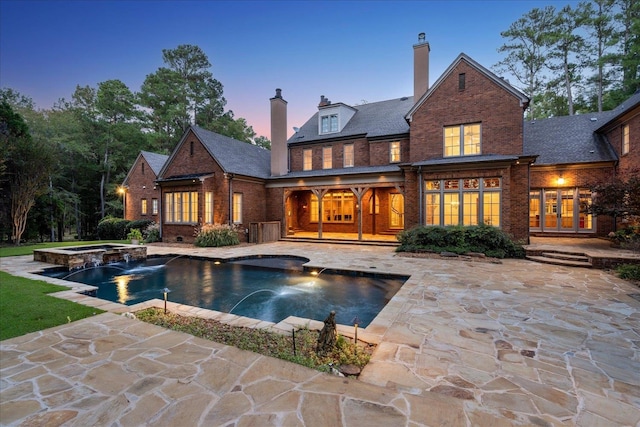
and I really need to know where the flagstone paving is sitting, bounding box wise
[1,241,639,426]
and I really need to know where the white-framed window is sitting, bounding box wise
[310,191,354,223]
[205,191,214,224]
[152,198,158,215]
[165,191,198,223]
[233,193,242,224]
[344,144,354,167]
[321,114,338,134]
[390,141,401,163]
[322,146,332,169]
[444,123,481,157]
[141,199,148,215]
[303,149,313,171]
[622,124,630,155]
[425,178,501,227]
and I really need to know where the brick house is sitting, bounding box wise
[526,91,640,236]
[123,127,270,243]
[122,151,168,221]
[123,35,639,243]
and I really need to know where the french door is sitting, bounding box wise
[529,189,593,233]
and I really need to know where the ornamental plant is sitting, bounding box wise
[194,223,240,247]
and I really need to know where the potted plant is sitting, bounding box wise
[127,228,143,245]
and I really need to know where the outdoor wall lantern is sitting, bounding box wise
[557,176,566,185]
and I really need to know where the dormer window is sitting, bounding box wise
[321,114,338,134]
[317,102,356,134]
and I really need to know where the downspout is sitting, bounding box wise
[418,166,423,225]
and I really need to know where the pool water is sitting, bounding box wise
[42,256,407,327]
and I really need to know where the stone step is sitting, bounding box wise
[279,237,399,247]
[540,252,589,262]
[526,255,592,268]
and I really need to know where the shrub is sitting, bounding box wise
[127,228,143,242]
[397,224,525,258]
[127,219,153,236]
[194,224,240,247]
[97,216,129,240]
[609,224,640,252]
[145,222,161,243]
[616,264,640,281]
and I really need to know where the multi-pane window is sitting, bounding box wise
[205,192,213,223]
[323,146,332,169]
[425,177,500,227]
[622,124,630,155]
[233,193,242,224]
[444,123,481,157]
[321,114,338,133]
[390,141,401,163]
[303,149,313,171]
[152,198,158,215]
[344,144,354,167]
[309,192,354,223]
[141,199,148,215]
[390,194,404,228]
[165,191,198,223]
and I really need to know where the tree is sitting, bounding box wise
[614,0,640,98]
[584,0,619,112]
[0,102,55,244]
[586,170,640,228]
[207,111,256,143]
[253,136,271,150]
[546,3,590,115]
[140,44,227,150]
[495,6,557,119]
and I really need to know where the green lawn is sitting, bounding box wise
[0,240,127,257]
[0,271,104,341]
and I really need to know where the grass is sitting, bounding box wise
[0,271,104,341]
[136,308,373,373]
[0,240,127,257]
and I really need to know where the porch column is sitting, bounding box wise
[350,187,368,241]
[311,189,328,239]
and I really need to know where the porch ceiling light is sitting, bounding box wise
[557,176,565,185]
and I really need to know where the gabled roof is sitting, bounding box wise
[406,53,529,122]
[141,151,169,175]
[289,96,413,145]
[122,150,168,186]
[596,90,640,132]
[158,126,271,180]
[524,112,618,165]
[192,126,271,179]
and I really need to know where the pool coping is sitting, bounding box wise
[28,253,409,346]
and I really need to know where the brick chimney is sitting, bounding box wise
[413,32,430,101]
[318,95,331,108]
[270,88,288,177]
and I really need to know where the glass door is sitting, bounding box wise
[530,189,594,233]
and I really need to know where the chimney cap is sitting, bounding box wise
[418,32,425,42]
[275,88,282,98]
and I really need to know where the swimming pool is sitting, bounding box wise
[41,255,407,328]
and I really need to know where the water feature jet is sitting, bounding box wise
[229,289,280,314]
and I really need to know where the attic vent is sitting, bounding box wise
[400,96,409,101]
[590,117,598,122]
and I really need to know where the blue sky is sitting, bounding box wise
[1,0,578,139]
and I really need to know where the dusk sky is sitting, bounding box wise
[1,0,578,139]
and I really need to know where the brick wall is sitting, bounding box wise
[409,60,525,161]
[123,156,162,222]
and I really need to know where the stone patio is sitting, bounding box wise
[1,241,639,426]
